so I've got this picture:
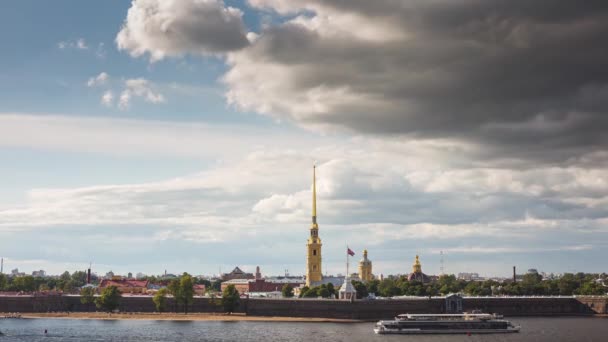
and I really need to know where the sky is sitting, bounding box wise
[1,0,607,278]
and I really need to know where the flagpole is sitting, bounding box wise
[346,244,349,279]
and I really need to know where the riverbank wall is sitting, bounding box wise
[1,295,605,318]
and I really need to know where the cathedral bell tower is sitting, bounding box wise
[306,165,322,286]
[358,249,373,282]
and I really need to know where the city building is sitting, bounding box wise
[248,291,282,298]
[358,249,373,282]
[194,284,206,296]
[32,270,46,277]
[306,165,323,287]
[338,276,357,300]
[98,278,149,294]
[221,266,255,281]
[221,278,304,294]
[255,266,262,280]
[457,272,482,281]
[11,268,25,277]
[146,282,166,293]
[221,279,250,294]
[407,255,431,283]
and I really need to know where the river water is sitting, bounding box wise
[1,317,607,341]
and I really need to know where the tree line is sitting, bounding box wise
[87,273,242,314]
[0,271,90,293]
[350,273,607,299]
[2,271,605,298]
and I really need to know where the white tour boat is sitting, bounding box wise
[374,313,520,335]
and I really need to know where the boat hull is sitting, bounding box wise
[374,327,520,335]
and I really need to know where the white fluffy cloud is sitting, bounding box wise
[101,90,114,106]
[84,73,166,109]
[58,38,88,50]
[87,72,109,87]
[118,78,166,109]
[116,0,250,61]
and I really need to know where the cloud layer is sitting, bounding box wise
[225,0,608,162]
[2,113,608,274]
[7,1,608,276]
[116,0,250,61]
[115,0,608,162]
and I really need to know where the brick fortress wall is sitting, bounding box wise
[0,295,605,317]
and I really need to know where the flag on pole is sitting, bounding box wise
[347,247,355,256]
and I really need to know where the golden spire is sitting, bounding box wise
[413,255,422,273]
[312,165,317,227]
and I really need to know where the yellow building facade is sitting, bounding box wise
[358,249,373,282]
[306,166,322,286]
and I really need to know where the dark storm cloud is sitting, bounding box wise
[228,0,608,162]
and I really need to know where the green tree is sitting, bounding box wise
[45,278,58,291]
[71,271,88,288]
[221,284,240,314]
[367,279,380,295]
[95,286,121,312]
[80,287,96,311]
[179,273,195,314]
[326,283,336,297]
[62,280,76,293]
[543,279,560,296]
[318,287,330,298]
[378,278,400,297]
[352,280,368,299]
[303,286,319,298]
[210,280,222,292]
[426,285,438,297]
[282,284,294,298]
[57,271,71,291]
[0,274,7,290]
[12,276,36,292]
[298,286,310,298]
[464,281,481,296]
[577,281,606,295]
[168,279,181,312]
[558,274,578,295]
[153,288,169,312]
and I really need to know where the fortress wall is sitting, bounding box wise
[1,295,604,317]
[0,296,229,314]
[244,298,444,319]
[575,296,608,314]
[462,297,593,316]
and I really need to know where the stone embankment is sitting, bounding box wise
[0,294,605,318]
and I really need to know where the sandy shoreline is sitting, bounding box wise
[19,312,362,323]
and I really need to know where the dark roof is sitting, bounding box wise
[407,272,431,283]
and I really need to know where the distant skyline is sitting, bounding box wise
[1,1,607,277]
